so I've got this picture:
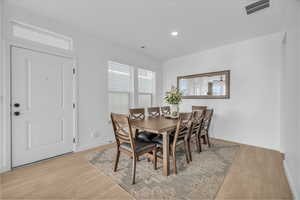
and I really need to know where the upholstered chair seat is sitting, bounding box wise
[120,138,156,153]
[137,131,157,142]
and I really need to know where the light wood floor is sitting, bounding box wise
[0,140,293,200]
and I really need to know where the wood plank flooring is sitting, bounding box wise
[0,141,293,200]
[216,143,292,200]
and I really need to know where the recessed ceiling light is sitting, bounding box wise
[171,31,179,37]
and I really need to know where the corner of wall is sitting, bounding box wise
[283,160,299,200]
[0,0,5,174]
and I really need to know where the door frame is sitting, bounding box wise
[4,43,78,171]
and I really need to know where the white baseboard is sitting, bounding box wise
[283,160,299,200]
[213,136,280,152]
[0,139,113,173]
[75,140,113,152]
[0,166,11,174]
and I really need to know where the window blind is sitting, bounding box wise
[138,68,155,107]
[108,61,133,114]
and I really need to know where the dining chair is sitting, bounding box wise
[153,112,193,174]
[111,113,157,184]
[161,106,171,116]
[129,108,156,142]
[129,108,145,120]
[148,107,160,118]
[192,106,207,112]
[190,110,205,155]
[199,109,214,148]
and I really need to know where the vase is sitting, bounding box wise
[170,104,179,117]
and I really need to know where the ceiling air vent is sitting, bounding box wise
[245,0,270,15]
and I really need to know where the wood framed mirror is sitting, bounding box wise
[177,70,230,99]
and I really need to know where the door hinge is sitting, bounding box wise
[73,103,76,109]
[73,68,76,75]
[73,137,76,144]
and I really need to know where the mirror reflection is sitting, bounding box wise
[177,70,230,99]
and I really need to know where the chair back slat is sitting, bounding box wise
[192,106,207,111]
[148,107,160,118]
[117,137,131,143]
[190,110,205,135]
[180,112,193,121]
[161,106,171,116]
[202,109,214,132]
[129,108,145,120]
[111,113,135,150]
[116,132,131,142]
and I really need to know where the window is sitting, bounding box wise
[108,61,133,114]
[12,21,73,51]
[108,61,156,115]
[138,68,155,107]
[138,94,152,108]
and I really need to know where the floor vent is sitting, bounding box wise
[245,0,270,15]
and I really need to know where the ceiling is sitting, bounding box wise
[8,0,286,61]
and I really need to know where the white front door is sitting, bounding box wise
[11,46,75,167]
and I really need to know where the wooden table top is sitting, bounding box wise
[130,116,178,134]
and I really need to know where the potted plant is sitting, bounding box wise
[164,86,183,117]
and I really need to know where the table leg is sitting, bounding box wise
[162,132,170,176]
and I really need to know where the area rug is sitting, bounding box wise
[86,140,240,200]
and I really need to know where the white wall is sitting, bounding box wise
[280,0,300,198]
[163,33,282,151]
[0,0,4,172]
[0,5,162,172]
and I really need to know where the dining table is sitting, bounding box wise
[131,116,178,176]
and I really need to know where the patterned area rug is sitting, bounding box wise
[86,140,240,200]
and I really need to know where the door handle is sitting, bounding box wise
[14,111,20,116]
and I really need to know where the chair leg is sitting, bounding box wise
[113,148,120,172]
[196,134,202,153]
[202,135,207,144]
[206,134,211,148]
[187,139,192,162]
[172,148,177,175]
[199,135,202,152]
[132,156,137,184]
[153,149,157,170]
[184,141,190,164]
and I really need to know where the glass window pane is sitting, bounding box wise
[138,94,152,108]
[108,61,132,92]
[109,93,129,114]
[138,68,155,93]
[12,22,73,51]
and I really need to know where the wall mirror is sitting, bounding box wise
[177,70,230,99]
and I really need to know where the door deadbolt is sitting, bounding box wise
[14,103,20,108]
